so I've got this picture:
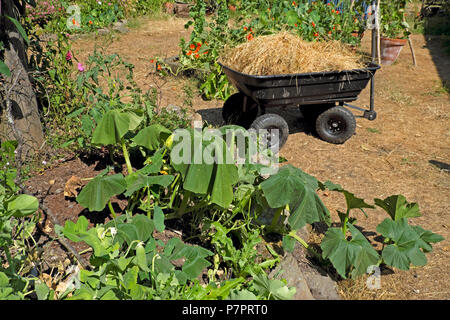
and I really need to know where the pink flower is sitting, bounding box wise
[65,51,72,61]
[77,63,85,72]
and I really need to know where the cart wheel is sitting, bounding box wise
[222,92,258,128]
[250,113,289,151]
[315,106,356,144]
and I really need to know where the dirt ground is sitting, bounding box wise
[29,15,449,300]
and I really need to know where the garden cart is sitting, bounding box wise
[219,3,381,148]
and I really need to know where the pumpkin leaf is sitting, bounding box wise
[260,165,330,230]
[91,110,130,145]
[76,173,126,212]
[376,218,437,270]
[374,195,421,221]
[132,124,171,151]
[321,224,380,279]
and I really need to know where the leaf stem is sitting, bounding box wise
[270,207,284,229]
[108,200,116,219]
[288,230,323,262]
[121,140,133,175]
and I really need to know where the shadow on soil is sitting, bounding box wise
[422,7,450,85]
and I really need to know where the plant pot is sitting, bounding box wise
[174,1,193,18]
[380,37,407,65]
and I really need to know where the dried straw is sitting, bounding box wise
[219,32,367,75]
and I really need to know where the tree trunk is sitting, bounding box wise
[1,0,44,157]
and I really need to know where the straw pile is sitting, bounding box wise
[219,32,367,75]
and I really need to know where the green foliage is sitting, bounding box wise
[320,182,444,278]
[379,0,412,39]
[377,218,443,270]
[321,223,380,279]
[208,221,278,278]
[260,165,330,230]
[0,141,39,299]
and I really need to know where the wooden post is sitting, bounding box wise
[377,0,381,65]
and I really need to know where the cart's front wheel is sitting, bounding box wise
[315,106,356,144]
[250,113,289,152]
[222,92,258,128]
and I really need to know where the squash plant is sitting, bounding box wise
[0,141,39,299]
[317,184,444,279]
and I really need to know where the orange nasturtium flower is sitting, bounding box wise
[314,32,319,37]
[150,59,155,63]
[336,10,340,14]
[189,44,196,50]
[331,9,335,13]
[194,54,200,59]
[187,51,192,56]
[203,51,209,55]
[157,64,162,71]
[72,18,76,25]
[311,22,316,28]
[89,20,93,25]
[243,26,248,31]
[292,1,296,6]
[247,33,254,41]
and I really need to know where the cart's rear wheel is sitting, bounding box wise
[315,106,356,144]
[222,92,258,128]
[250,113,289,152]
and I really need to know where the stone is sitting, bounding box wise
[97,28,110,35]
[112,23,129,34]
[291,239,341,300]
[270,255,315,300]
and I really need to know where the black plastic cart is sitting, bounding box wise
[219,3,381,147]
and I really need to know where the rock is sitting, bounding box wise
[291,239,341,300]
[112,23,129,34]
[97,28,110,35]
[191,112,203,128]
[270,255,315,300]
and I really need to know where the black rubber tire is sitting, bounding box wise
[222,92,258,128]
[315,106,356,144]
[250,113,289,151]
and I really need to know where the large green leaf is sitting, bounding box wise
[171,128,239,208]
[62,217,108,256]
[376,218,428,270]
[91,110,130,145]
[124,172,174,197]
[321,224,380,279]
[5,15,30,45]
[260,165,330,229]
[374,195,421,221]
[166,238,213,280]
[0,60,11,77]
[76,173,127,212]
[7,194,38,217]
[132,124,171,151]
[411,225,444,253]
